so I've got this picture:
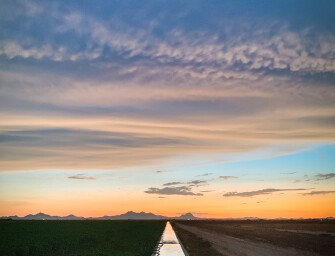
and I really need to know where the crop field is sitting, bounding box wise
[173,220,335,256]
[0,220,166,256]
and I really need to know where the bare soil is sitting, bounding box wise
[172,220,335,256]
[172,222,221,256]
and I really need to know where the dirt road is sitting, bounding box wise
[176,223,319,256]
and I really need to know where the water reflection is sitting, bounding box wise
[159,244,185,256]
[162,221,179,244]
[155,222,185,256]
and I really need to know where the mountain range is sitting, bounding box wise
[2,211,199,220]
[3,212,332,221]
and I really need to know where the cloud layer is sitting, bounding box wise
[302,191,335,196]
[68,174,95,180]
[1,1,335,74]
[0,0,334,171]
[223,188,309,197]
[145,186,203,196]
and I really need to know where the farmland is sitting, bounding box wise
[173,220,335,256]
[0,220,165,256]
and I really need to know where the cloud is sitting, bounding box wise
[0,42,61,60]
[162,180,207,187]
[223,188,309,197]
[144,186,203,196]
[187,180,208,186]
[315,173,335,181]
[68,174,95,180]
[163,182,183,186]
[220,176,238,180]
[4,26,335,73]
[302,191,335,196]
[1,1,335,75]
[281,172,297,175]
[0,127,195,170]
[196,173,212,177]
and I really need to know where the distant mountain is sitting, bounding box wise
[96,211,199,220]
[2,211,199,220]
[24,212,54,220]
[1,212,334,220]
[178,213,198,220]
[62,214,85,220]
[14,212,85,220]
[98,211,167,220]
[6,215,20,220]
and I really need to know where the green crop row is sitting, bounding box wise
[0,220,166,256]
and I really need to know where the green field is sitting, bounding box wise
[0,220,166,256]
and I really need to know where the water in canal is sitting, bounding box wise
[154,221,185,256]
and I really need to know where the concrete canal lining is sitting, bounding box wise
[152,221,186,256]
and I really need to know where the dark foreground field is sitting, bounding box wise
[0,220,165,256]
[172,220,335,256]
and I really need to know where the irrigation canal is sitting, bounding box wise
[153,221,186,256]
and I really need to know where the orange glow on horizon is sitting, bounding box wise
[1,192,334,219]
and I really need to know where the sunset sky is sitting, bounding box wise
[0,0,335,218]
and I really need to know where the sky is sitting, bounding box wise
[0,0,335,218]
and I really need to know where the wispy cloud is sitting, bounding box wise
[162,180,208,187]
[145,186,203,196]
[302,191,335,196]
[68,174,95,180]
[315,173,335,181]
[220,176,238,180]
[0,127,193,170]
[196,173,212,177]
[163,182,183,186]
[223,188,309,197]
[281,172,297,175]
[187,180,208,186]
